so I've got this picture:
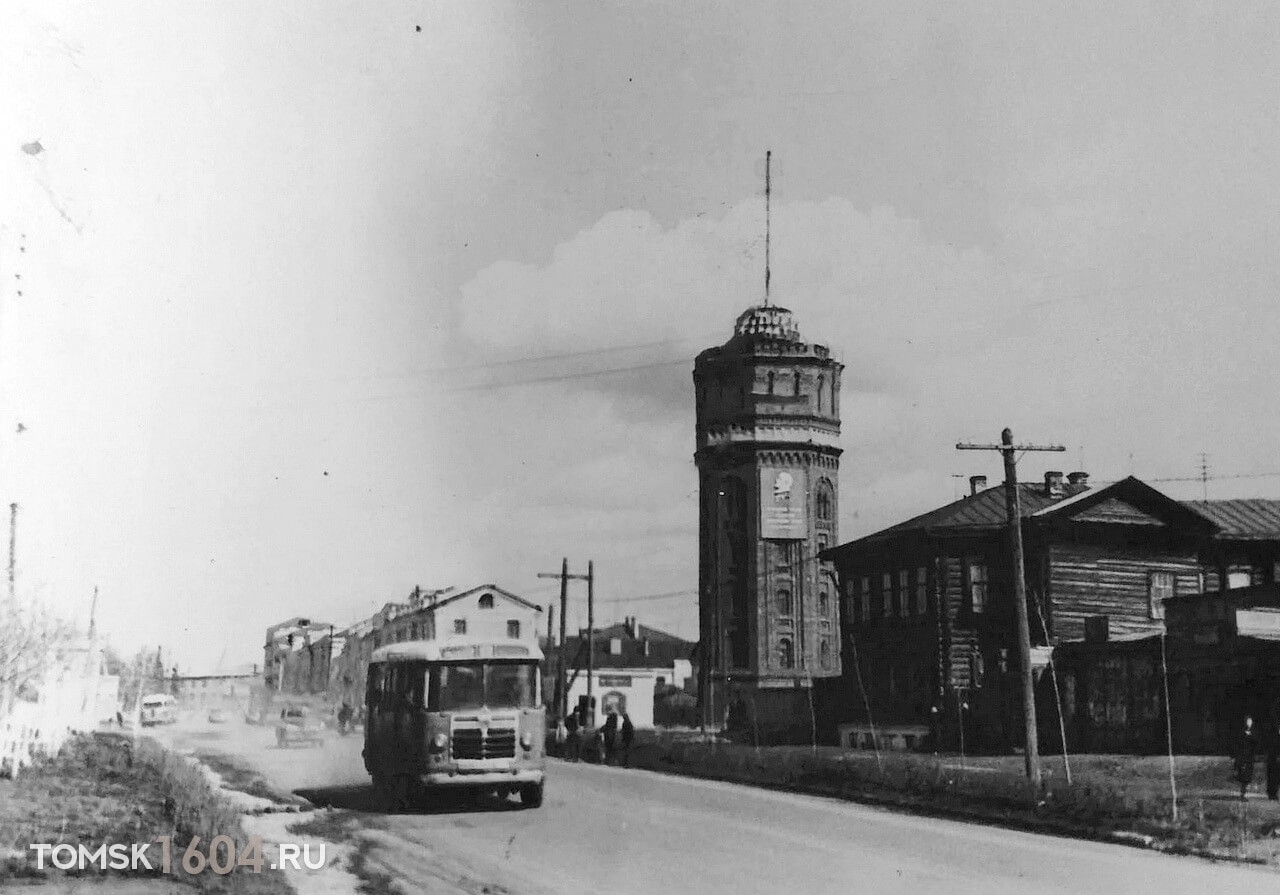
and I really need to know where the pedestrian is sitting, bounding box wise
[1266,714,1280,801]
[620,712,634,767]
[1234,715,1257,801]
[601,711,619,764]
[564,709,581,762]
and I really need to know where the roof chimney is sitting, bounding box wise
[969,475,987,496]
[1067,471,1090,492]
[1044,471,1065,497]
[624,616,638,639]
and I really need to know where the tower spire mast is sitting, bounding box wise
[764,149,772,306]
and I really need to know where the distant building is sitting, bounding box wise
[373,585,542,649]
[170,662,259,706]
[694,303,843,741]
[557,617,695,729]
[262,617,333,694]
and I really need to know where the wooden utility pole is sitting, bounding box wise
[957,428,1065,790]
[586,560,595,727]
[537,559,592,721]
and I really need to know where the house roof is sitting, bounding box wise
[432,584,544,614]
[823,476,1216,559]
[1182,499,1280,541]
[559,621,695,671]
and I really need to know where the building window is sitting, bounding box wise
[453,619,467,635]
[915,566,928,616]
[820,638,831,669]
[860,576,871,624]
[478,593,495,609]
[506,620,520,639]
[777,588,793,616]
[816,486,833,521]
[967,563,988,614]
[1148,570,1175,619]
[819,591,829,616]
[793,370,801,395]
[610,637,622,655]
[898,569,910,618]
[767,370,775,394]
[970,651,985,688]
[817,375,824,412]
[778,637,794,669]
[881,572,892,619]
[1227,568,1252,589]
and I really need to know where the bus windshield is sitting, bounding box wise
[433,661,537,711]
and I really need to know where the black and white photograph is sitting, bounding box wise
[4,2,1280,892]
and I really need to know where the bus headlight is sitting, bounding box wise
[519,732,533,750]
[431,733,448,752]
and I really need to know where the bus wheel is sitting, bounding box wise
[519,783,544,809]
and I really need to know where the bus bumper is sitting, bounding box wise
[421,769,545,787]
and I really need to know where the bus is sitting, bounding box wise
[362,638,545,810]
[139,694,177,726]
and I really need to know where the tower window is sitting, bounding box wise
[816,488,832,521]
[778,637,794,669]
[819,591,829,616]
[478,593,495,609]
[817,375,824,412]
[820,638,831,669]
[777,588,793,616]
[767,371,775,394]
[794,370,801,396]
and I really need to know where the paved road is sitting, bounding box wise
[163,720,1276,895]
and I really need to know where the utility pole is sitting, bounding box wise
[537,559,592,721]
[957,428,1065,790]
[586,560,595,727]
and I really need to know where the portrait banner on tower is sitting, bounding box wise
[759,467,808,539]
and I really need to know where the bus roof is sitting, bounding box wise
[370,638,544,665]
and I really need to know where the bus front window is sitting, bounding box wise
[487,663,537,708]
[436,665,485,710]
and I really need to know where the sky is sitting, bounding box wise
[3,1,1280,671]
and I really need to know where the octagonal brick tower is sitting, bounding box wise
[693,304,843,738]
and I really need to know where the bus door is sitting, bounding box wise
[395,662,426,769]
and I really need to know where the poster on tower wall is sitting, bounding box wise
[759,467,808,539]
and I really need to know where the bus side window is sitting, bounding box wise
[366,665,382,708]
[426,667,440,712]
[406,663,424,709]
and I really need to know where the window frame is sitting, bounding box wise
[914,565,928,617]
[1148,570,1175,620]
[967,562,988,615]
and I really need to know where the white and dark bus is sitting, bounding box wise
[362,638,546,810]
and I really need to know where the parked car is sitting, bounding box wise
[207,708,227,724]
[275,706,325,748]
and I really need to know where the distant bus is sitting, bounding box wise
[140,694,177,726]
[363,638,545,810]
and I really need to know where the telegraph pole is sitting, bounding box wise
[537,559,593,721]
[586,560,595,727]
[957,428,1065,790]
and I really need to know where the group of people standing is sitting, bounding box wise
[561,708,634,766]
[1233,714,1280,800]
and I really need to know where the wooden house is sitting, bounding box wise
[817,473,1220,752]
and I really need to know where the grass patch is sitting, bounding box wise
[622,731,1280,864]
[194,751,292,805]
[0,732,293,892]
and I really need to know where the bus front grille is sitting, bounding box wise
[451,726,516,760]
